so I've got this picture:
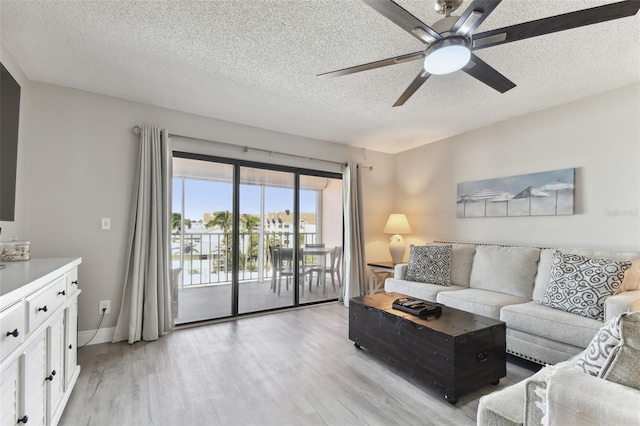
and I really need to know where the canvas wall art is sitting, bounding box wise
[457,168,575,218]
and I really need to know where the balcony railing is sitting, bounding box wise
[172,231,318,287]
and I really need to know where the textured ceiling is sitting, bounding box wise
[1,0,638,154]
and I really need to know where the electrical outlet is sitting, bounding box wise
[101,218,111,230]
[99,300,111,315]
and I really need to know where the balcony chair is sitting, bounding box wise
[304,243,325,286]
[325,246,342,292]
[269,246,314,296]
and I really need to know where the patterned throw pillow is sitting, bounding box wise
[541,251,631,320]
[405,244,451,286]
[575,313,623,376]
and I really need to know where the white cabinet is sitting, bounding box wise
[0,357,20,425]
[64,300,79,388]
[0,302,24,360]
[48,313,66,423]
[23,330,47,426]
[0,258,82,426]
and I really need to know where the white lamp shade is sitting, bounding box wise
[383,214,412,235]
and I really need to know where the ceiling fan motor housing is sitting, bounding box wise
[435,0,464,15]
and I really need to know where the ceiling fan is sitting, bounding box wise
[318,0,640,107]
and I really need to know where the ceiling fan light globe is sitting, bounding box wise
[423,36,471,75]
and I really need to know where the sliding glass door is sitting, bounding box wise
[172,159,235,323]
[238,166,295,314]
[172,153,343,324]
[298,174,343,304]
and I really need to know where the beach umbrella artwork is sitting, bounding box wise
[456,194,474,217]
[512,186,550,215]
[469,189,505,216]
[541,180,575,214]
[488,192,514,216]
[457,167,575,218]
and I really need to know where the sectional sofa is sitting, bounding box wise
[384,241,640,365]
[383,241,640,425]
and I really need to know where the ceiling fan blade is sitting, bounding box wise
[472,0,640,50]
[462,53,516,93]
[361,0,442,44]
[393,71,431,107]
[451,0,503,36]
[317,51,425,78]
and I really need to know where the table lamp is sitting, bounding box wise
[383,214,412,264]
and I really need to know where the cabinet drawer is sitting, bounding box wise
[0,302,25,361]
[66,267,79,297]
[26,276,66,332]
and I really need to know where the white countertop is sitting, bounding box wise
[0,257,82,310]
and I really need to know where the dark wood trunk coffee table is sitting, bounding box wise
[349,292,506,404]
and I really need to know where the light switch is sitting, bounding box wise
[101,218,111,230]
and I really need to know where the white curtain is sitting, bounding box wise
[113,125,173,343]
[340,162,367,306]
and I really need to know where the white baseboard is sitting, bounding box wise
[78,327,115,346]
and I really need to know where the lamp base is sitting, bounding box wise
[389,235,406,264]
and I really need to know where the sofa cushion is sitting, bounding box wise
[533,248,640,302]
[469,245,539,299]
[600,311,640,390]
[429,243,476,287]
[541,251,631,320]
[384,278,465,303]
[437,288,529,320]
[501,301,602,348]
[405,244,451,286]
[506,328,585,365]
[575,313,623,376]
[546,363,640,426]
[477,379,526,426]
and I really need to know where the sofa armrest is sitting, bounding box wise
[546,365,640,425]
[605,289,640,322]
[394,263,407,279]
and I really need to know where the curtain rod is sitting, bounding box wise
[133,125,372,170]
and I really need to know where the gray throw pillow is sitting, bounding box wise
[405,244,452,286]
[575,313,623,376]
[541,251,631,320]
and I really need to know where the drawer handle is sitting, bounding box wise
[45,370,56,381]
[18,415,29,423]
[38,306,48,313]
[71,280,78,286]
[69,344,73,350]
[58,290,66,296]
[476,352,488,362]
[6,329,19,338]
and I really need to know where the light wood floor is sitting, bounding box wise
[60,303,534,426]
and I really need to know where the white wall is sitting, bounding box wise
[395,84,640,251]
[0,44,29,239]
[22,81,395,335]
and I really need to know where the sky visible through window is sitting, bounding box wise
[173,178,317,222]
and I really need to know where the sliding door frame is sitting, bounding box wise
[173,150,342,320]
